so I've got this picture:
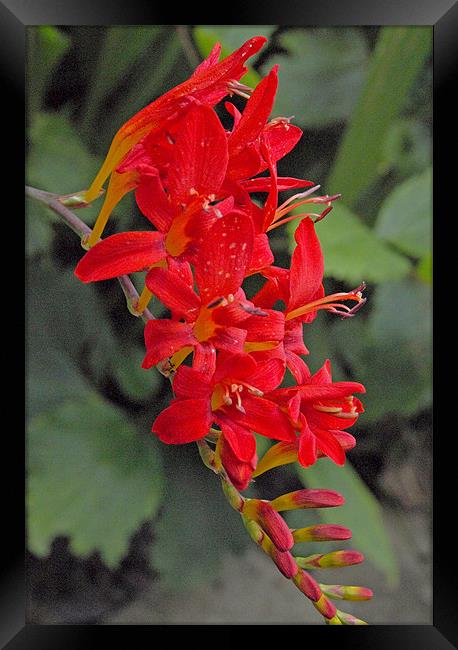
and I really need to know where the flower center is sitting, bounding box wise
[211,380,263,413]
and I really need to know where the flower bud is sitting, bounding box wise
[296,550,364,570]
[270,489,345,512]
[320,584,373,601]
[292,524,352,543]
[336,609,368,625]
[313,594,337,619]
[270,547,298,579]
[293,569,321,601]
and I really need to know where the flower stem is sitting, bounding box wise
[26,184,155,326]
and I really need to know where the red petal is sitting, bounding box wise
[217,414,256,463]
[152,398,212,443]
[232,394,295,442]
[241,176,314,193]
[285,352,311,385]
[262,121,303,164]
[259,135,278,232]
[298,383,366,402]
[244,309,285,343]
[194,212,254,303]
[172,365,212,400]
[284,320,309,355]
[228,67,278,157]
[298,419,318,467]
[166,258,194,290]
[193,342,217,379]
[146,267,200,319]
[247,233,274,274]
[214,352,257,384]
[142,320,196,368]
[191,42,222,76]
[248,358,286,393]
[312,359,333,384]
[225,101,242,130]
[135,172,173,232]
[168,104,229,206]
[75,232,166,282]
[313,427,346,466]
[288,218,324,312]
[213,326,247,354]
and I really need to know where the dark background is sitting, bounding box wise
[26,25,432,624]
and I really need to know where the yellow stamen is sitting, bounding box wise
[285,292,364,322]
[313,404,343,414]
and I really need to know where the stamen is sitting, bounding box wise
[285,288,366,322]
[313,405,343,414]
[223,385,233,406]
[207,296,226,309]
[228,79,254,99]
[240,303,268,316]
[276,186,321,215]
[239,381,264,397]
[235,390,246,414]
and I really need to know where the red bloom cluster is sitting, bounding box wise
[75,37,366,490]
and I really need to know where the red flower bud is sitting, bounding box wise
[270,489,345,512]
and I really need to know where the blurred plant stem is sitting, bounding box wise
[175,25,201,69]
[25,184,155,325]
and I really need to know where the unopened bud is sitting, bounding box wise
[270,547,298,579]
[292,524,352,543]
[293,569,321,601]
[270,489,345,512]
[336,609,368,625]
[313,594,337,619]
[296,550,364,570]
[320,584,373,601]
[253,501,294,552]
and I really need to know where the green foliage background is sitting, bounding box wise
[26,26,432,600]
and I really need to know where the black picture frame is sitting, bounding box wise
[7,0,455,645]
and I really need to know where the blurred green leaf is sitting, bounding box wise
[151,449,247,590]
[27,26,70,113]
[263,28,369,127]
[291,203,411,284]
[380,119,431,178]
[107,29,184,139]
[369,278,431,350]
[28,394,164,566]
[28,260,119,385]
[375,168,432,259]
[417,252,432,285]
[328,277,432,421]
[297,459,399,585]
[80,26,163,134]
[328,27,432,206]
[193,26,270,88]
[27,112,101,221]
[109,344,162,401]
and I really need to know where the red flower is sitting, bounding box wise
[75,104,235,282]
[252,217,366,380]
[268,359,365,467]
[141,218,284,368]
[84,37,267,206]
[152,353,295,465]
